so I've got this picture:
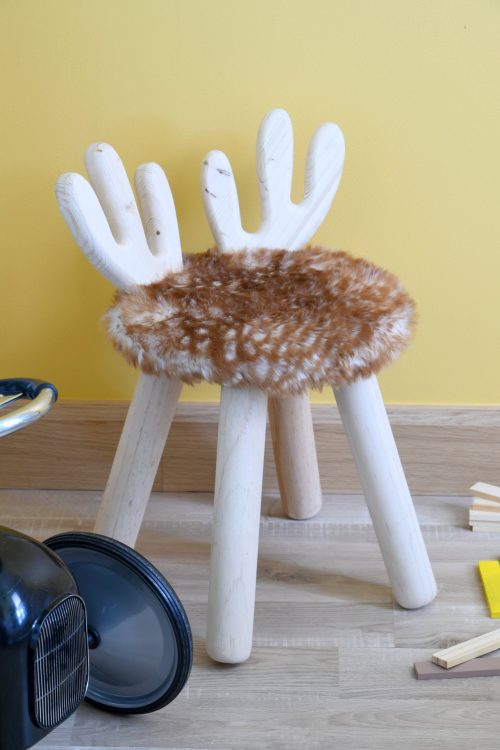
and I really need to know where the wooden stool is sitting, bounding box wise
[56,110,437,665]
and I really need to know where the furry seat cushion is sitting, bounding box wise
[105,246,415,394]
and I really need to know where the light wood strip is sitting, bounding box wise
[432,628,500,668]
[471,521,500,533]
[471,497,500,510]
[470,509,500,521]
[469,482,500,502]
[50,698,500,750]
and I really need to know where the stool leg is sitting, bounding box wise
[206,386,268,663]
[94,372,182,546]
[268,394,322,519]
[333,375,437,609]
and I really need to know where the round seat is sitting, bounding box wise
[105,246,415,395]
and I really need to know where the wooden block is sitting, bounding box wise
[432,627,500,668]
[471,521,500,533]
[470,509,500,522]
[471,497,500,510]
[478,561,500,618]
[415,656,500,680]
[469,482,500,503]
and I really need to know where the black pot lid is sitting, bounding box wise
[43,532,192,714]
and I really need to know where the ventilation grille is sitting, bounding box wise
[33,595,89,728]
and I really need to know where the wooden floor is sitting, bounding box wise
[3,489,500,749]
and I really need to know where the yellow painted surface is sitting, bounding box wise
[478,561,500,618]
[1,0,499,402]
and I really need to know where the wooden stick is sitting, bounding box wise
[471,497,500,510]
[206,386,268,663]
[471,521,500,533]
[268,394,322,519]
[432,627,500,668]
[469,482,500,503]
[334,375,437,609]
[470,508,500,522]
[94,373,182,545]
[478,561,500,618]
[415,656,500,680]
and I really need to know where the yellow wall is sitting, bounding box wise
[1,0,499,403]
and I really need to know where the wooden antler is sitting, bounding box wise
[56,144,182,288]
[200,110,345,662]
[202,109,345,520]
[56,145,183,544]
[202,109,344,251]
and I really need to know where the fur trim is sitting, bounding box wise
[104,246,416,394]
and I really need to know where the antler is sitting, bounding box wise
[56,143,182,289]
[201,108,345,251]
[201,110,345,663]
[55,144,184,547]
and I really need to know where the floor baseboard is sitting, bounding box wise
[1,401,498,494]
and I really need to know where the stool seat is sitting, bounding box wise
[105,246,415,394]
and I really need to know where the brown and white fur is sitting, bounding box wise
[104,246,416,395]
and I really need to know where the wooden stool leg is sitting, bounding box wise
[206,386,268,663]
[333,375,437,609]
[94,372,182,546]
[268,394,322,519]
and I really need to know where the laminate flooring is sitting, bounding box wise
[1,489,500,750]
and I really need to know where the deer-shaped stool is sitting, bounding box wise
[56,110,437,664]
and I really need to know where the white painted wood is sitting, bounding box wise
[202,109,344,520]
[206,386,268,663]
[94,373,182,545]
[56,144,184,545]
[470,521,500,533]
[334,375,437,609]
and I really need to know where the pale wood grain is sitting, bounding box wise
[94,373,182,545]
[432,627,500,668]
[268,395,322,519]
[471,521,500,532]
[341,647,500,697]
[1,403,499,494]
[41,698,500,750]
[0,488,499,750]
[335,376,436,609]
[471,497,500,510]
[469,481,500,502]
[469,508,500,521]
[206,387,268,663]
[57,143,182,289]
